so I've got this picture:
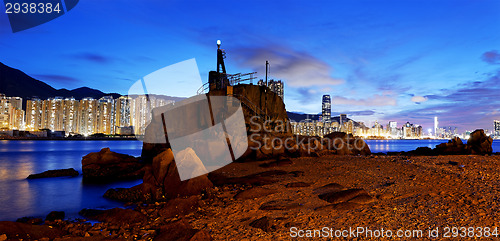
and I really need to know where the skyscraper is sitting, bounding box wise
[322,95,331,123]
[494,120,500,137]
[434,116,439,137]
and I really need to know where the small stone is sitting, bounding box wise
[313,183,344,195]
[249,216,273,232]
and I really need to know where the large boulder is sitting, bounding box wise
[434,136,468,155]
[323,132,371,155]
[82,148,144,181]
[141,84,293,164]
[0,221,65,240]
[467,129,493,155]
[79,208,147,225]
[407,129,493,156]
[142,148,213,200]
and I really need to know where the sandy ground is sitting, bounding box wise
[188,154,500,240]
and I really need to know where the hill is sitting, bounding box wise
[0,62,121,107]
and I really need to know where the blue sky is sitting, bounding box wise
[1,0,499,133]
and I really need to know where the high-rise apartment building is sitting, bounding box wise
[494,120,500,136]
[63,97,79,134]
[26,98,42,131]
[42,97,65,131]
[0,94,24,130]
[78,97,98,136]
[321,95,331,123]
[115,96,132,128]
[97,96,115,134]
[258,79,284,100]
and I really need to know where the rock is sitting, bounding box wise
[79,208,147,225]
[27,168,79,179]
[189,230,212,241]
[158,196,200,218]
[468,129,493,155]
[318,188,369,204]
[289,171,304,177]
[323,132,371,155]
[0,221,65,240]
[249,216,274,232]
[142,84,292,164]
[153,219,209,241]
[285,182,311,188]
[259,200,302,210]
[208,170,288,186]
[45,211,65,221]
[142,148,213,200]
[407,147,435,156]
[407,130,493,156]
[234,187,277,200]
[348,194,377,204]
[259,158,293,168]
[434,137,468,155]
[313,183,345,195]
[103,184,144,202]
[15,217,43,225]
[82,148,144,181]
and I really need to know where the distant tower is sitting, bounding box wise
[494,120,500,136]
[322,95,331,123]
[434,116,439,137]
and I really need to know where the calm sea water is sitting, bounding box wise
[365,139,500,153]
[0,140,143,221]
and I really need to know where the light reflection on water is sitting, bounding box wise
[365,139,500,153]
[0,140,143,221]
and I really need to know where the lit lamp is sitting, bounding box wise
[217,40,221,49]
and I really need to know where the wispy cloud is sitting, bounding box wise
[332,94,397,106]
[333,110,376,116]
[234,45,344,87]
[411,96,428,104]
[34,74,79,83]
[384,70,500,130]
[69,53,112,64]
[481,50,500,64]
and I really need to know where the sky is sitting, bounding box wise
[1,0,499,133]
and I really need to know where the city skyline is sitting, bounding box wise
[1,0,499,133]
[2,92,498,139]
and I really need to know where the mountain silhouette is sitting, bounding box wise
[0,62,121,103]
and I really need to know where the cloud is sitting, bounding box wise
[347,110,376,116]
[34,74,79,83]
[481,50,500,64]
[70,53,112,64]
[383,71,500,132]
[234,45,344,87]
[411,96,428,104]
[332,94,397,106]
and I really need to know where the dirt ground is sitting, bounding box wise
[189,154,500,240]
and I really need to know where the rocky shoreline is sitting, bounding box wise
[2,153,499,240]
[1,129,497,240]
